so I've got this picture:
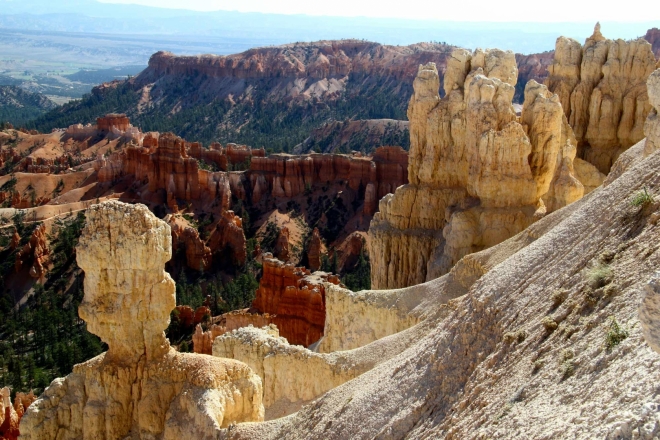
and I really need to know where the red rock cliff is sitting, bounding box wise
[251,254,340,347]
[96,132,247,266]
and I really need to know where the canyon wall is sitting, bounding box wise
[96,132,234,205]
[369,48,585,290]
[545,23,658,173]
[188,142,265,171]
[20,201,263,440]
[94,127,408,272]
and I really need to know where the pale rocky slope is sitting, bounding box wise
[215,69,660,439]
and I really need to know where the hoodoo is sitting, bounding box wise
[369,48,587,290]
[20,201,263,439]
[545,23,657,174]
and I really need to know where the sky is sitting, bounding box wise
[100,0,660,22]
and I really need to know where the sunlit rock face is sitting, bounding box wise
[545,23,658,174]
[369,49,585,290]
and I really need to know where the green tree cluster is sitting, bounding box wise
[0,211,104,396]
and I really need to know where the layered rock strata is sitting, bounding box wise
[95,132,234,205]
[20,201,263,439]
[370,49,585,289]
[187,142,265,171]
[143,41,455,101]
[67,113,142,143]
[545,23,658,173]
[96,113,130,132]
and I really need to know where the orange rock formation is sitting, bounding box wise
[307,228,322,271]
[273,227,290,262]
[240,146,407,211]
[96,114,130,132]
[14,224,49,279]
[95,132,248,268]
[0,388,35,440]
[251,254,340,347]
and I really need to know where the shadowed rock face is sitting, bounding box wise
[20,201,264,440]
[545,23,658,174]
[369,48,585,290]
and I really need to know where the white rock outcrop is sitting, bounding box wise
[213,325,367,419]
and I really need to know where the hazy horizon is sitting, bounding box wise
[95,0,660,23]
